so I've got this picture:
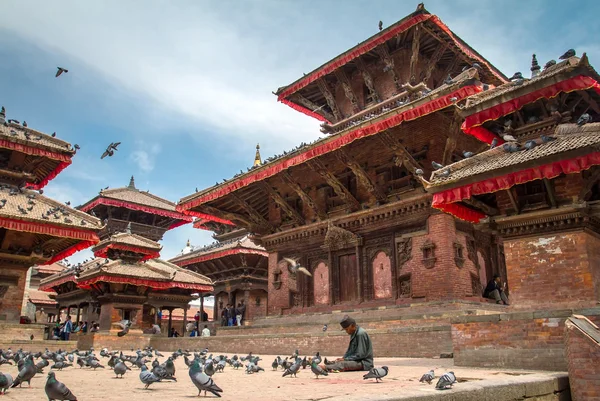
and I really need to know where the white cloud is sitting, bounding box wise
[42,182,88,206]
[130,143,161,172]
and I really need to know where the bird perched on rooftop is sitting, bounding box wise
[444,75,454,85]
[55,67,68,78]
[436,371,457,390]
[282,257,312,277]
[415,168,424,176]
[363,366,389,382]
[524,140,537,150]
[419,369,435,384]
[22,121,27,127]
[45,372,77,400]
[503,143,522,153]
[100,142,121,159]
[472,62,482,70]
[508,72,523,81]
[51,132,56,137]
[438,168,451,178]
[463,151,474,158]
[431,161,444,170]
[490,138,499,149]
[544,60,556,70]
[502,134,517,142]
[559,49,576,60]
[541,134,557,143]
[577,113,592,126]
[378,20,383,31]
[449,97,458,103]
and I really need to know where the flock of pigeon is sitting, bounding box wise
[0,346,460,399]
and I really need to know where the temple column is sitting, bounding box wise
[182,307,188,335]
[167,308,173,336]
[244,290,250,323]
[200,297,205,321]
[154,307,158,325]
[75,305,81,323]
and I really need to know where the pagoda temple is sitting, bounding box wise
[0,109,103,323]
[39,177,213,335]
[177,3,600,317]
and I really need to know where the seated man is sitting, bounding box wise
[322,315,373,372]
[201,325,211,337]
[484,274,509,305]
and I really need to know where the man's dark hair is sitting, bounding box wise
[493,274,501,279]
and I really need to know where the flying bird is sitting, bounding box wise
[559,49,576,60]
[116,320,132,337]
[55,67,69,77]
[101,142,121,159]
[282,257,312,277]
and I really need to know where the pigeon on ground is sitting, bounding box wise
[490,138,499,149]
[363,366,389,382]
[419,369,435,384]
[312,352,322,365]
[139,365,162,389]
[378,20,383,31]
[283,257,312,277]
[559,49,576,60]
[100,142,121,159]
[189,360,222,398]
[55,67,69,77]
[11,355,35,387]
[271,359,279,371]
[282,359,301,378]
[45,372,77,400]
[577,113,592,126]
[88,360,104,370]
[113,359,130,378]
[0,372,13,394]
[311,361,328,379]
[463,151,474,158]
[50,362,72,371]
[431,161,444,170]
[544,60,557,70]
[436,371,457,390]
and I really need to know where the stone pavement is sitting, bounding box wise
[0,352,569,400]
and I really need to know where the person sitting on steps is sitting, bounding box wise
[483,274,509,305]
[321,315,373,372]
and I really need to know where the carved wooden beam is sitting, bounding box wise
[199,204,253,228]
[543,178,557,208]
[442,117,461,165]
[409,25,421,85]
[259,181,305,225]
[375,45,402,90]
[334,68,360,114]
[230,193,275,233]
[355,57,380,104]
[421,43,448,84]
[580,168,600,201]
[335,149,386,203]
[290,94,335,122]
[317,79,342,121]
[579,90,600,114]
[378,131,423,174]
[442,57,459,81]
[506,188,520,214]
[281,171,327,220]
[205,260,221,275]
[463,198,499,216]
[306,159,361,211]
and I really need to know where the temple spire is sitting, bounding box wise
[531,54,541,78]
[253,143,262,167]
[127,175,136,189]
[125,222,132,234]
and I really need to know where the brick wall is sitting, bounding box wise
[267,252,290,314]
[451,308,600,371]
[372,251,392,299]
[504,231,600,309]
[565,317,600,401]
[0,266,28,322]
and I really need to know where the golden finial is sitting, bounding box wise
[253,143,262,167]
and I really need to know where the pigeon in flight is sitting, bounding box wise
[116,320,132,337]
[559,49,576,60]
[44,372,77,400]
[283,257,312,277]
[363,366,389,382]
[419,369,435,384]
[55,67,69,77]
[101,142,121,159]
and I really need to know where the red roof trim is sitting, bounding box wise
[38,273,76,291]
[46,240,97,265]
[179,84,482,210]
[0,216,100,241]
[172,248,268,267]
[29,161,72,190]
[77,275,213,292]
[81,197,193,223]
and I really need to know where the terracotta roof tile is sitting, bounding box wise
[93,232,162,251]
[428,123,600,187]
[0,123,75,155]
[94,186,178,211]
[28,289,57,305]
[35,262,67,275]
[0,186,103,230]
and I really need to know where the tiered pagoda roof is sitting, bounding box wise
[274,3,507,123]
[91,231,162,261]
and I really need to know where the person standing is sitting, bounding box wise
[226,304,234,327]
[62,315,73,341]
[236,302,246,327]
[194,310,200,333]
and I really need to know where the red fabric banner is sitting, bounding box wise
[462,75,600,144]
[81,197,193,223]
[185,210,234,226]
[279,98,331,123]
[0,216,100,241]
[46,240,97,265]
[77,275,213,292]
[432,151,600,222]
[93,243,161,260]
[433,202,487,223]
[29,161,71,190]
[172,248,269,267]
[0,139,72,162]
[179,85,483,211]
[276,13,506,104]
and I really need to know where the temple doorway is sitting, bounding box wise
[338,253,358,303]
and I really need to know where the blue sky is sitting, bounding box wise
[0,0,598,263]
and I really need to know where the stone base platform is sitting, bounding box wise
[0,352,570,401]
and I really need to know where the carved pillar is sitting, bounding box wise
[355,244,363,303]
[200,296,205,322]
[291,94,335,122]
[334,69,360,114]
[182,307,187,335]
[376,45,401,90]
[167,309,173,336]
[421,43,448,85]
[327,251,334,306]
[317,79,342,121]
[356,57,380,104]
[335,149,386,204]
[307,158,361,211]
[409,25,421,85]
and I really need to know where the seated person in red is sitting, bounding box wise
[321,315,373,372]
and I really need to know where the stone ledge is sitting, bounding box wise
[451,306,600,324]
